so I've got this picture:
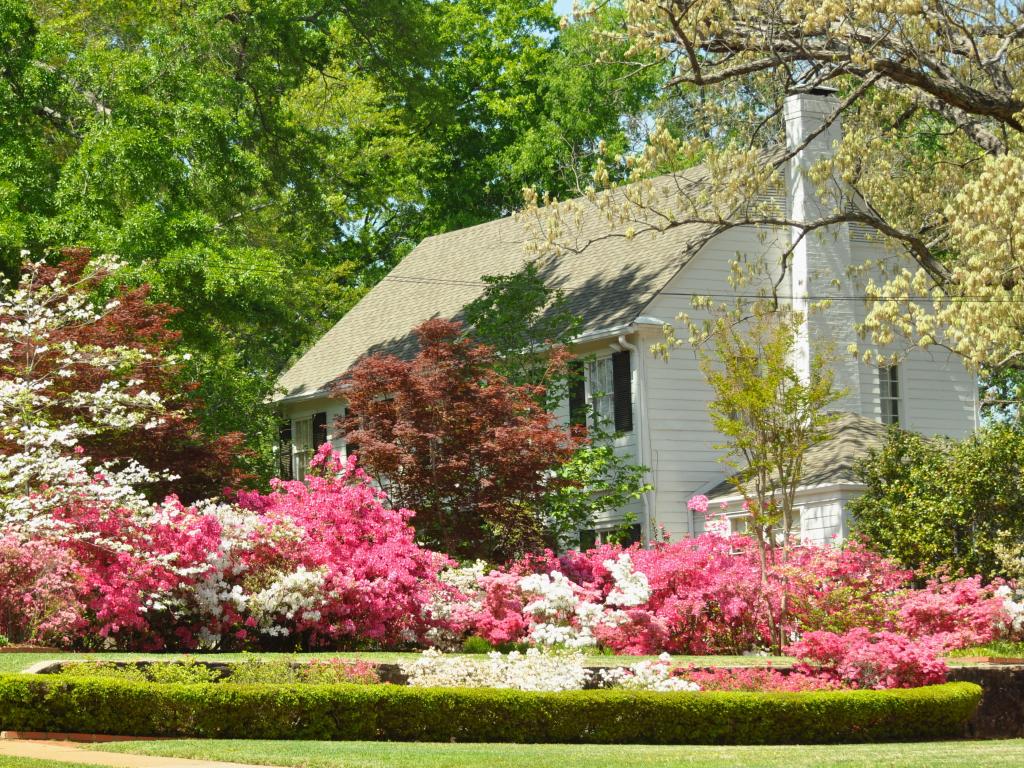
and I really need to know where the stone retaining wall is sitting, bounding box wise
[948,666,1024,738]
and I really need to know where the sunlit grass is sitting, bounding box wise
[92,738,1024,768]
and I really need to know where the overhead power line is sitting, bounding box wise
[380,274,1024,304]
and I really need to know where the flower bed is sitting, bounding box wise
[0,673,981,744]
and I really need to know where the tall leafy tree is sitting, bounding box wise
[850,424,1024,580]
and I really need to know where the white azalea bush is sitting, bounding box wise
[995,585,1024,636]
[598,654,701,692]
[443,551,653,651]
[400,648,700,692]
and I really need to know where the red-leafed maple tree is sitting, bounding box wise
[338,319,581,561]
[1,248,247,501]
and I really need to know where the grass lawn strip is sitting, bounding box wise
[0,652,794,677]
[0,758,97,768]
[90,739,1024,768]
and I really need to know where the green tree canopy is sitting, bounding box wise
[0,0,661,474]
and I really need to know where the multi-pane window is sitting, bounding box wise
[775,509,802,545]
[569,352,633,433]
[728,510,801,541]
[292,417,313,481]
[879,364,901,426]
[578,523,642,550]
[586,357,615,428]
[729,515,752,536]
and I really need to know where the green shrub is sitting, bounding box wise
[850,424,1024,579]
[0,635,8,648]
[145,659,221,685]
[461,636,493,654]
[54,662,149,683]
[54,658,377,686]
[0,674,981,744]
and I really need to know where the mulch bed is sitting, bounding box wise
[0,645,63,654]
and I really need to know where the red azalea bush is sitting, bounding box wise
[787,629,950,689]
[682,666,838,692]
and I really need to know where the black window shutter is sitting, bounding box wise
[612,350,633,432]
[312,411,328,448]
[278,421,293,480]
[568,361,586,426]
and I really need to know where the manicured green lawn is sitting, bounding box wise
[91,739,1024,768]
[0,759,94,768]
[0,651,792,676]
[948,641,1024,658]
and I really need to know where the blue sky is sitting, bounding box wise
[553,0,574,16]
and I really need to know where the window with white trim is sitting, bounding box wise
[879,364,901,426]
[292,417,313,481]
[586,356,615,428]
[728,509,802,543]
[729,514,752,536]
[775,508,802,545]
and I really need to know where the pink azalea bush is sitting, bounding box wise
[896,574,1006,649]
[449,528,1016,689]
[1,447,1018,694]
[233,447,447,648]
[1,446,447,650]
[682,665,838,692]
[457,535,968,657]
[0,535,83,646]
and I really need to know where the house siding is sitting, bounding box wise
[642,226,791,538]
[640,225,978,540]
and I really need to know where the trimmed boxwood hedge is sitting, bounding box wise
[0,674,981,744]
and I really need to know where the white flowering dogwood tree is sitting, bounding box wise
[0,254,169,530]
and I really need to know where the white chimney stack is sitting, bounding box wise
[782,88,864,410]
[782,89,844,384]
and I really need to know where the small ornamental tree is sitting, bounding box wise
[338,319,581,561]
[688,301,844,652]
[0,250,245,509]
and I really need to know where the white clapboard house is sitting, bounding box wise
[273,90,977,546]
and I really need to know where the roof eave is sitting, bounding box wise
[707,480,868,505]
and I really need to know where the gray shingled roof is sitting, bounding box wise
[705,413,889,499]
[275,167,731,402]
